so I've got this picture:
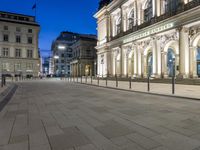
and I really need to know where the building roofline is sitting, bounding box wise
[0,19,40,27]
[0,10,35,18]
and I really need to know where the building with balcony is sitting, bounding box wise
[70,35,97,77]
[94,0,200,78]
[0,11,40,77]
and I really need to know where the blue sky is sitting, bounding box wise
[0,0,98,56]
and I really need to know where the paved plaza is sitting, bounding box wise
[1,80,200,150]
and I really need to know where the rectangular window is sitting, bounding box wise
[16,35,21,43]
[28,29,32,33]
[15,49,21,58]
[2,63,10,71]
[27,49,33,58]
[14,63,21,71]
[26,63,33,70]
[28,37,32,44]
[16,27,21,32]
[2,48,9,57]
[3,34,9,42]
[4,26,8,30]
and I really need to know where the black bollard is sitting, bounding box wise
[172,76,175,94]
[116,76,118,88]
[1,75,3,87]
[98,76,99,86]
[3,76,6,86]
[129,77,132,89]
[147,76,150,92]
[106,77,107,86]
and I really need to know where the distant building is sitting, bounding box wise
[52,31,97,77]
[42,56,50,76]
[70,35,97,76]
[0,11,40,77]
[51,31,79,77]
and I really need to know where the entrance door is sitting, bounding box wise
[147,52,153,76]
[197,62,200,77]
[167,48,175,77]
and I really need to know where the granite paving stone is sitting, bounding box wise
[1,80,200,150]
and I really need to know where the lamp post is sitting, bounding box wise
[172,58,176,94]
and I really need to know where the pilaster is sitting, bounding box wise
[178,27,190,78]
[190,46,198,78]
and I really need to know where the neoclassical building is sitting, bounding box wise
[94,0,200,78]
[0,11,40,77]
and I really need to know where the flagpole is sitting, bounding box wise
[35,0,37,21]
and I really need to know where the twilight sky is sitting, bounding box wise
[0,0,98,56]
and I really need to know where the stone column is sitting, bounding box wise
[111,51,115,76]
[152,0,156,17]
[134,48,138,77]
[137,49,142,77]
[190,47,198,78]
[137,2,142,25]
[152,37,158,77]
[97,54,100,76]
[110,16,114,38]
[106,50,112,77]
[121,47,125,77]
[178,27,190,78]
[120,8,123,33]
[162,52,168,78]
[143,54,147,78]
[156,0,161,16]
[126,54,128,77]
[109,15,112,40]
[77,63,79,77]
[157,38,162,77]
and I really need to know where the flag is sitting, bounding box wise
[32,3,36,10]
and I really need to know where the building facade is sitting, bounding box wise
[95,0,200,78]
[70,35,97,77]
[0,11,40,77]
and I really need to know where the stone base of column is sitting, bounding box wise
[163,73,169,79]
[151,74,161,78]
[143,74,148,78]
[177,73,189,79]
[190,74,198,78]
[133,74,138,78]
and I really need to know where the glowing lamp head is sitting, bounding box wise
[54,55,59,59]
[58,45,66,50]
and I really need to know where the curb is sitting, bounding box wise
[72,82,200,101]
[0,84,18,112]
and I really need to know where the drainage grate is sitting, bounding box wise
[0,84,18,112]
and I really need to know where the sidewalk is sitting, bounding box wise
[69,77,200,100]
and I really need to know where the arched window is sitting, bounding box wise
[128,10,134,30]
[144,0,153,22]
